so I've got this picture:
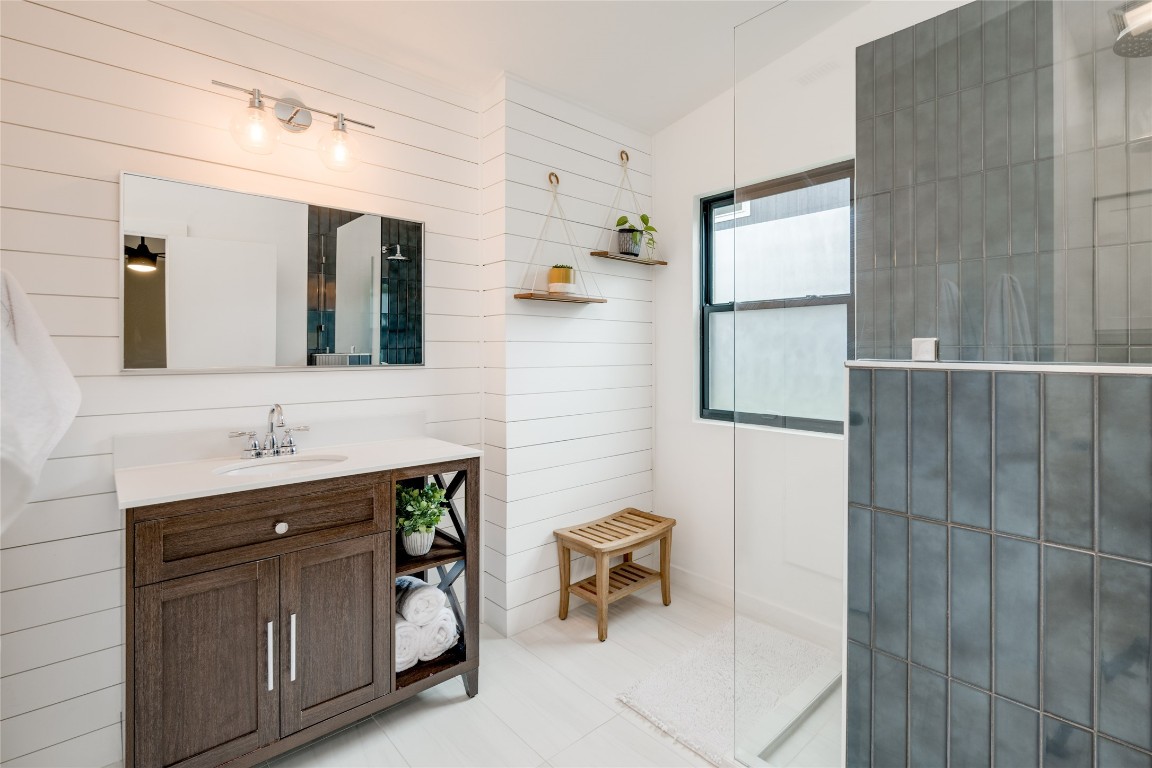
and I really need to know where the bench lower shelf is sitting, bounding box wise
[568,561,660,606]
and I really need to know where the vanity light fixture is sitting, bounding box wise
[212,80,376,170]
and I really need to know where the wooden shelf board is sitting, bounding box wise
[514,292,607,304]
[396,639,467,688]
[589,251,668,266]
[395,529,464,576]
[569,562,660,606]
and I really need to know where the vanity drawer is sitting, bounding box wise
[134,480,389,585]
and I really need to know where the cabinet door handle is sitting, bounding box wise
[266,621,274,692]
[290,612,297,682]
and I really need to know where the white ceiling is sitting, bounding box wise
[232,1,868,134]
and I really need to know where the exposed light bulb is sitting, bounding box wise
[318,114,361,172]
[229,90,278,155]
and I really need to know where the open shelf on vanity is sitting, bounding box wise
[394,529,465,576]
[396,638,468,689]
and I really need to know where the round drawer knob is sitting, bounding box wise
[274,522,289,535]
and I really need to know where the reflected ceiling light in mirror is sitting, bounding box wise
[383,244,408,261]
[228,88,278,155]
[318,114,361,172]
[212,80,375,170]
[125,237,161,273]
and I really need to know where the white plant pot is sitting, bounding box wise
[548,282,575,294]
[402,529,436,556]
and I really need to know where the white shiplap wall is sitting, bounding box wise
[480,78,657,636]
[0,2,482,764]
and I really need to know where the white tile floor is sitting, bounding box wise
[266,587,733,768]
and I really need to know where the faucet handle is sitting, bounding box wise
[280,426,310,455]
[228,431,260,458]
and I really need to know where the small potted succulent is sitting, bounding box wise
[616,214,657,258]
[548,264,576,294]
[397,483,447,556]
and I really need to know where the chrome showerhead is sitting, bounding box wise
[1111,1,1152,57]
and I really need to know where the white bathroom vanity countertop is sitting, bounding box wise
[114,437,482,509]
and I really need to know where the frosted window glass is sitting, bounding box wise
[709,304,848,422]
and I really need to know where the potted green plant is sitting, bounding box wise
[547,264,576,294]
[397,483,447,555]
[616,214,657,258]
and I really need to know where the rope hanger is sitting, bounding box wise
[518,172,603,300]
[596,150,652,256]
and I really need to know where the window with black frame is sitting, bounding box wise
[701,161,854,434]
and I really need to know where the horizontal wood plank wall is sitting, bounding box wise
[0,2,481,764]
[480,77,656,636]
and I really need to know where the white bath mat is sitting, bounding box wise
[618,618,836,767]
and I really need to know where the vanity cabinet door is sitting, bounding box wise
[134,559,279,768]
[279,534,391,735]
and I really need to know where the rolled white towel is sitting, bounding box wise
[395,614,421,672]
[395,575,446,626]
[417,606,459,661]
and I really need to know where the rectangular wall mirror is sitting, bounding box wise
[121,173,424,370]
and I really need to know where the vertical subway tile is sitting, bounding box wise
[1035,0,1052,67]
[1037,158,1056,253]
[959,172,983,261]
[910,519,948,673]
[914,18,936,104]
[894,107,915,189]
[1065,248,1095,345]
[983,1,1009,83]
[893,187,914,267]
[874,192,893,267]
[958,2,983,89]
[909,666,947,768]
[874,511,909,656]
[1097,245,1129,345]
[910,371,947,520]
[874,34,894,115]
[915,264,938,338]
[985,167,1010,259]
[857,269,875,351]
[1043,545,1095,728]
[1009,70,1037,164]
[848,368,873,506]
[875,112,894,193]
[960,86,984,175]
[847,506,872,644]
[1044,718,1094,768]
[915,101,937,184]
[1132,244,1152,345]
[951,528,992,689]
[951,371,992,528]
[856,43,874,120]
[1132,152,1152,243]
[937,177,959,263]
[995,698,1040,767]
[1010,161,1037,256]
[1129,56,1152,141]
[936,9,958,95]
[874,369,908,513]
[1008,0,1035,74]
[856,195,875,271]
[893,26,915,111]
[983,77,1009,169]
[1098,557,1152,751]
[994,537,1040,707]
[937,92,959,180]
[1044,375,1095,549]
[846,642,871,768]
[1099,375,1152,562]
[960,259,985,349]
[995,373,1040,538]
[1096,145,1129,247]
[1098,738,1152,768]
[1037,64,1056,159]
[1065,150,1095,250]
[875,268,894,352]
[894,266,915,356]
[1065,53,1095,153]
[915,183,937,263]
[1095,48,1127,148]
[985,257,1011,358]
[856,119,874,198]
[938,262,961,348]
[873,652,908,768]
[1009,251,1038,349]
[950,682,992,767]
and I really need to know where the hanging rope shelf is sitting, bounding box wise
[589,150,667,267]
[514,172,607,304]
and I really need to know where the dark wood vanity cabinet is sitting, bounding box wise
[124,458,479,768]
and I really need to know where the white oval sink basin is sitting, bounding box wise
[213,454,348,477]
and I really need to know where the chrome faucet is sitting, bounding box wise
[228,404,308,458]
[265,404,285,454]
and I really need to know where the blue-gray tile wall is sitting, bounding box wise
[855,0,1151,363]
[846,366,1152,766]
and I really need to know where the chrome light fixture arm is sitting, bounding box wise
[211,80,376,129]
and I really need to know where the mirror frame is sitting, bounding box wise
[119,172,426,374]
